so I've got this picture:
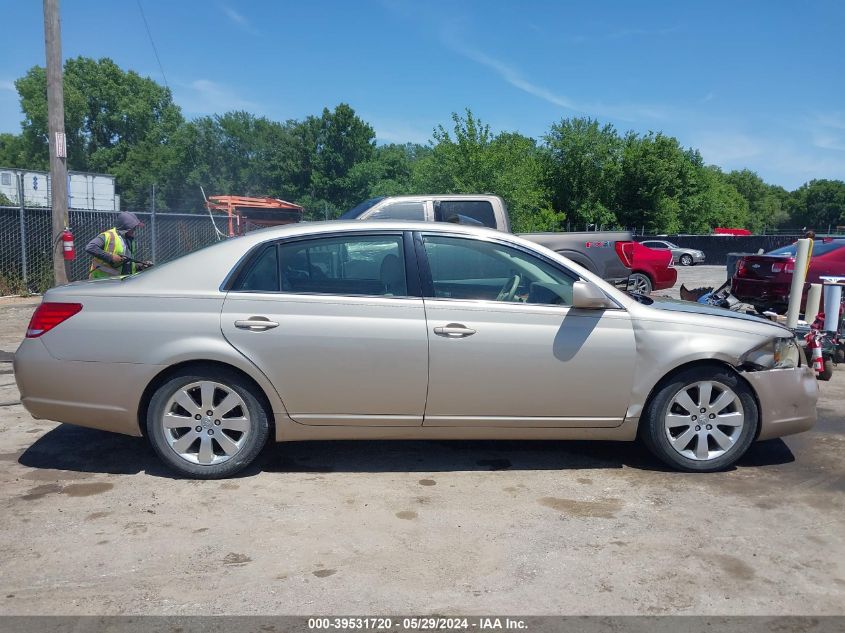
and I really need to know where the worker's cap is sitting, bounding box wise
[117,212,144,231]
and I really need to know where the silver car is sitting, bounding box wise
[15,221,816,478]
[641,239,706,266]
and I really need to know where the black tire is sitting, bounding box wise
[640,365,759,472]
[146,367,270,479]
[679,254,693,267]
[818,359,834,382]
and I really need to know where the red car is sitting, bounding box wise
[732,239,845,313]
[615,241,677,294]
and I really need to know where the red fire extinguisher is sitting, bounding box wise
[61,228,75,261]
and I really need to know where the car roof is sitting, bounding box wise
[65,220,520,296]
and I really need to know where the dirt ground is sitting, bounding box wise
[0,267,843,616]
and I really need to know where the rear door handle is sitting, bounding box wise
[234,317,279,331]
[434,323,476,338]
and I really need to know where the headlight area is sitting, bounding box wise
[741,337,803,370]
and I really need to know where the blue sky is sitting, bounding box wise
[1,0,843,189]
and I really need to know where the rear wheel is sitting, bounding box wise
[147,368,269,479]
[627,272,652,295]
[679,254,693,266]
[640,366,758,472]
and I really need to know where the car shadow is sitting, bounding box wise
[17,423,795,478]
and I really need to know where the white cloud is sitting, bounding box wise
[0,80,15,93]
[808,112,845,152]
[693,131,845,189]
[221,5,258,34]
[443,38,668,121]
[606,25,680,40]
[174,79,261,116]
[372,120,433,145]
[814,112,845,130]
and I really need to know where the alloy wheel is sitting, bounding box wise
[680,254,693,266]
[627,273,651,295]
[161,380,251,465]
[663,380,745,461]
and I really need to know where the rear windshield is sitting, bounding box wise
[340,197,386,220]
[768,240,845,257]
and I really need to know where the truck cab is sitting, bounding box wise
[341,194,675,293]
[340,194,511,232]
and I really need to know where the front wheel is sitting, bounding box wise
[640,366,758,472]
[146,368,270,478]
[627,272,652,295]
[679,254,693,266]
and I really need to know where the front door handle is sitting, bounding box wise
[434,323,476,338]
[234,317,279,331]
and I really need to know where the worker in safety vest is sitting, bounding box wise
[86,211,152,279]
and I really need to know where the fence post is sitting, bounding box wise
[150,183,157,263]
[17,173,28,288]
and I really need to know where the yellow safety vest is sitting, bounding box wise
[89,227,136,278]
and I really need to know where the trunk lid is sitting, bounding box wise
[735,254,793,281]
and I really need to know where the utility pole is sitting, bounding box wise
[43,0,69,285]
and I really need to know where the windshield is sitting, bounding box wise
[768,240,845,257]
[339,197,387,220]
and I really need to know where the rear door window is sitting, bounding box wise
[436,200,496,228]
[235,245,279,292]
[278,235,408,297]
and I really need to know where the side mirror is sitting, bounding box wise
[571,280,614,309]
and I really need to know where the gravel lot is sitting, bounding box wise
[0,266,843,616]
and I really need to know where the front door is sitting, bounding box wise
[221,232,428,426]
[417,233,636,428]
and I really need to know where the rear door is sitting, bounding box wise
[221,231,429,426]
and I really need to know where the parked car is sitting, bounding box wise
[617,241,678,295]
[731,239,845,313]
[16,221,816,478]
[640,239,706,266]
[342,194,676,294]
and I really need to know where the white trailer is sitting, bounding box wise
[0,167,120,211]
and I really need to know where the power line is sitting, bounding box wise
[136,0,169,90]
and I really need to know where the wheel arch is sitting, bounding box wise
[629,269,654,283]
[137,360,277,438]
[637,359,762,438]
[554,250,598,274]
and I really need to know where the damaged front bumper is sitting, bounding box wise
[743,364,818,441]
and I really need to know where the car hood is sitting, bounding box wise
[641,296,793,335]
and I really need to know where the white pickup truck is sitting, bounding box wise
[340,194,634,285]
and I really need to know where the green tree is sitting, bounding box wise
[0,133,30,169]
[788,179,845,231]
[682,166,749,233]
[544,117,622,228]
[14,56,184,209]
[617,132,695,233]
[725,169,789,232]
[412,110,556,231]
[308,104,376,209]
[345,143,421,202]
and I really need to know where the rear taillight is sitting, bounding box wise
[736,258,747,277]
[26,302,82,338]
[772,258,795,274]
[615,241,635,268]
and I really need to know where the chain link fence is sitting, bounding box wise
[0,205,230,295]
